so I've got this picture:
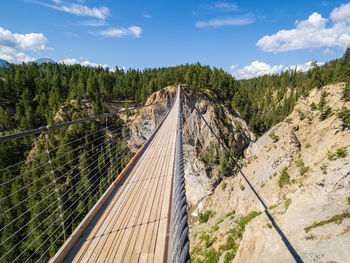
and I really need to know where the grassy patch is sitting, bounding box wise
[304,211,350,233]
[199,210,215,224]
[284,198,292,210]
[268,203,279,210]
[305,143,311,148]
[278,166,290,188]
[240,184,245,191]
[328,147,347,160]
[347,195,350,205]
[266,223,272,229]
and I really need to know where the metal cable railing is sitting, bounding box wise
[171,86,191,263]
[0,98,172,263]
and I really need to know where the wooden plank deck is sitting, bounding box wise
[63,93,179,263]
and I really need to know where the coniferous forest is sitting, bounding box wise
[0,48,350,261]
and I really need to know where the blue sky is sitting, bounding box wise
[1,0,350,78]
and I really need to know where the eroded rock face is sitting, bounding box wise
[127,87,255,207]
[181,90,255,206]
[189,83,350,263]
[127,86,176,152]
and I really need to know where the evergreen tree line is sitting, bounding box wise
[0,48,350,261]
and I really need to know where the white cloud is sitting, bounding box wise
[212,2,238,11]
[59,58,109,68]
[257,4,350,53]
[231,61,325,79]
[0,26,48,63]
[330,3,350,23]
[31,1,110,20]
[195,14,255,28]
[231,61,283,79]
[284,61,324,72]
[51,0,61,4]
[0,26,47,50]
[98,26,142,38]
[143,13,151,19]
[80,19,106,27]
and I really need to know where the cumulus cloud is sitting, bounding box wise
[257,3,350,53]
[330,3,350,23]
[231,61,325,79]
[284,61,324,72]
[98,26,142,38]
[0,26,47,50]
[31,1,110,20]
[59,58,109,68]
[231,61,283,79]
[196,14,255,28]
[0,26,48,63]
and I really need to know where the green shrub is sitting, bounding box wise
[338,107,350,125]
[224,249,237,263]
[347,195,350,205]
[336,147,347,158]
[310,102,317,110]
[278,167,290,188]
[304,211,350,232]
[266,223,272,229]
[240,184,245,191]
[221,180,227,190]
[296,159,309,175]
[199,210,215,224]
[327,150,337,160]
[305,143,311,148]
[211,224,219,232]
[269,132,279,142]
[203,248,221,262]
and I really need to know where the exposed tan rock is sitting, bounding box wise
[189,83,350,263]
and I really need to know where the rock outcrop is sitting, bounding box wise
[127,86,255,207]
[181,89,255,206]
[189,83,350,263]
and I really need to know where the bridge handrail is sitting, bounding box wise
[0,100,168,142]
[170,86,191,263]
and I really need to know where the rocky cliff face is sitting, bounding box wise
[181,89,255,206]
[189,83,350,263]
[127,86,255,207]
[127,86,176,152]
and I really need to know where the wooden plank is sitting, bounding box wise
[62,91,180,263]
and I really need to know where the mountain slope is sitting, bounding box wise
[189,83,350,263]
[36,58,55,64]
